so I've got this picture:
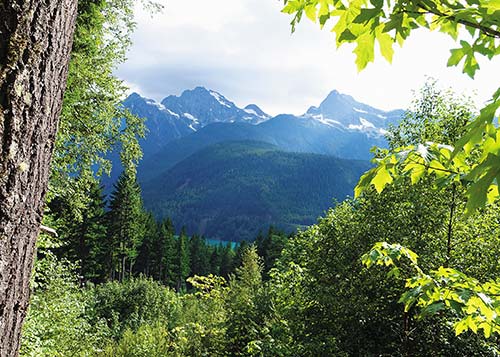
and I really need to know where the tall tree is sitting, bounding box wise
[158,218,176,285]
[174,228,190,291]
[134,212,158,277]
[189,234,210,277]
[106,172,145,281]
[226,245,265,356]
[0,1,78,354]
[50,180,108,283]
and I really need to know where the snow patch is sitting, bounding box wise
[349,117,376,131]
[244,108,259,116]
[146,99,167,111]
[209,90,231,108]
[164,108,179,118]
[309,114,342,128]
[353,107,369,114]
[183,112,199,124]
[359,118,375,128]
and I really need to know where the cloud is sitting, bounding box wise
[117,0,500,115]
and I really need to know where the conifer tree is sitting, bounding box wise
[226,245,264,355]
[174,228,190,291]
[49,180,108,283]
[159,218,176,286]
[189,234,210,277]
[135,212,158,277]
[220,243,236,279]
[106,172,145,281]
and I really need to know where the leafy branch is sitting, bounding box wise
[363,242,500,338]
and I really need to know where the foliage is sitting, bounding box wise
[363,242,500,342]
[20,251,110,356]
[49,180,108,283]
[387,79,476,149]
[107,172,147,281]
[90,277,179,340]
[281,0,500,217]
[267,84,500,355]
[49,0,144,217]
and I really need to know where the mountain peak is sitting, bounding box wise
[126,92,142,100]
[244,104,269,120]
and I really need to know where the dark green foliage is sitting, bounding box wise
[49,180,108,283]
[134,212,158,277]
[189,235,211,277]
[143,140,371,241]
[219,243,236,279]
[107,172,146,281]
[173,229,191,291]
[255,227,289,280]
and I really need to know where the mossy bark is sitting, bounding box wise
[0,1,78,355]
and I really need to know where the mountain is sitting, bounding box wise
[141,141,371,242]
[161,86,271,128]
[123,93,195,156]
[137,114,387,183]
[304,89,403,136]
[116,87,404,186]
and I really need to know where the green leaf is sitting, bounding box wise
[376,29,394,63]
[305,5,317,22]
[372,166,393,193]
[353,31,375,70]
[447,48,466,67]
[353,8,380,24]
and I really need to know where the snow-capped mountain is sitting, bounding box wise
[106,87,405,190]
[123,87,271,155]
[303,90,403,137]
[160,86,270,129]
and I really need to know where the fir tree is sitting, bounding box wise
[174,228,190,291]
[106,172,145,281]
[49,180,108,283]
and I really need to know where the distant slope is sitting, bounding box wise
[142,141,371,242]
[138,115,384,183]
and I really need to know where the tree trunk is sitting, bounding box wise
[0,1,78,355]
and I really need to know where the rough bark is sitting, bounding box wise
[0,1,78,355]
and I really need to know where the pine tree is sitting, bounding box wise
[135,212,158,277]
[49,180,108,283]
[234,240,249,269]
[106,172,145,281]
[159,218,176,287]
[174,228,190,291]
[220,243,236,279]
[226,245,265,355]
[189,235,210,277]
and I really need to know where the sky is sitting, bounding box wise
[117,0,500,116]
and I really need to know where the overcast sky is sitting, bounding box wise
[117,0,500,116]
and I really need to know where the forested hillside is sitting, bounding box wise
[142,141,370,241]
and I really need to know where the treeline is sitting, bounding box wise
[49,173,289,291]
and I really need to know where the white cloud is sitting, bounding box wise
[117,0,500,115]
